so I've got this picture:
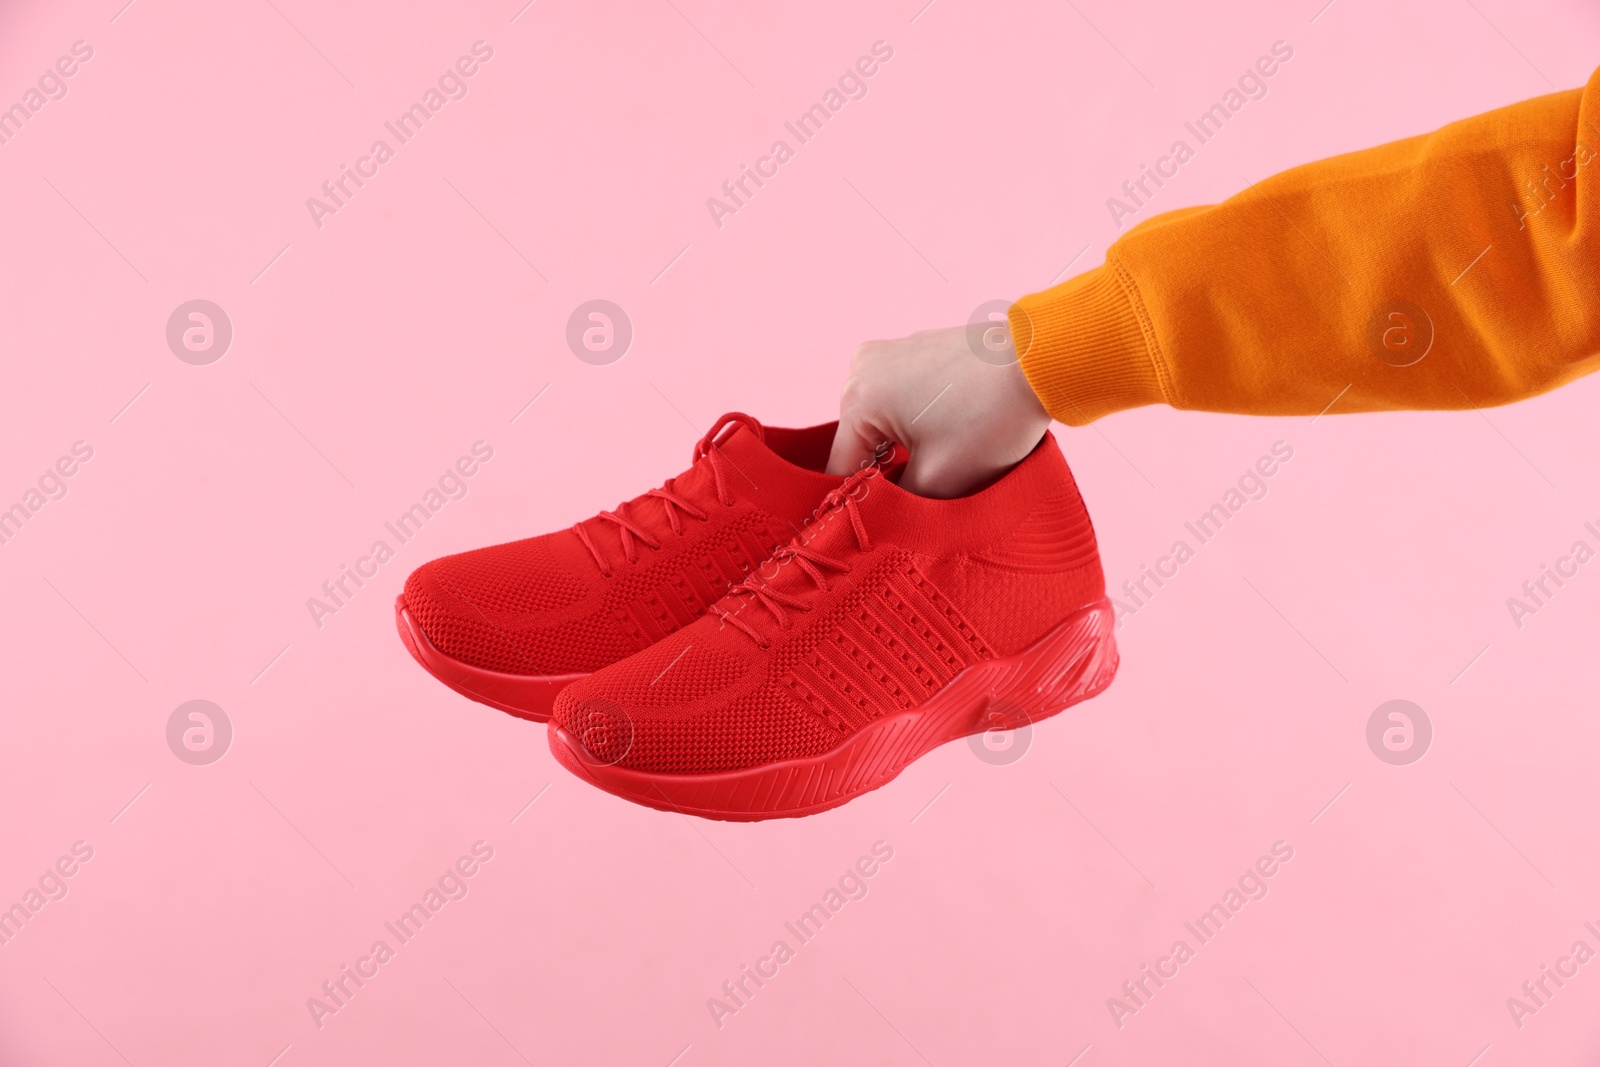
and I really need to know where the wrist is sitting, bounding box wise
[1008,262,1168,425]
[1001,356,1049,423]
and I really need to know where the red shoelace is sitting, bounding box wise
[573,413,756,578]
[710,468,876,649]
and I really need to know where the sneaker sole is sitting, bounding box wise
[394,595,586,723]
[549,598,1118,821]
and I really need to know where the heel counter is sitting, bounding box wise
[924,481,1108,656]
[1020,431,1107,597]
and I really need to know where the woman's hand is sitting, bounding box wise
[827,325,1052,498]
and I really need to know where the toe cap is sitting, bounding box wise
[403,535,593,674]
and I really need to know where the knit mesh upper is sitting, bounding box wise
[550,430,1106,775]
[402,419,846,676]
[404,514,792,674]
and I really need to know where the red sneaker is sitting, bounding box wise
[548,431,1118,820]
[396,414,849,721]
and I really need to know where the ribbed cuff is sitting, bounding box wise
[1007,262,1167,425]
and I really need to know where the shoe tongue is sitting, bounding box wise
[574,423,765,565]
[674,420,768,502]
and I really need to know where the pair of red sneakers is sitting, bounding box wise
[395,413,1117,820]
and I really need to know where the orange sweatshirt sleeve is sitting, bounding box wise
[1009,65,1600,424]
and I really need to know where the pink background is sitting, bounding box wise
[3,0,1600,1063]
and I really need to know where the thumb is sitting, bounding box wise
[899,444,965,499]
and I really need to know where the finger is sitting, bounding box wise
[826,412,882,477]
[899,446,967,499]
